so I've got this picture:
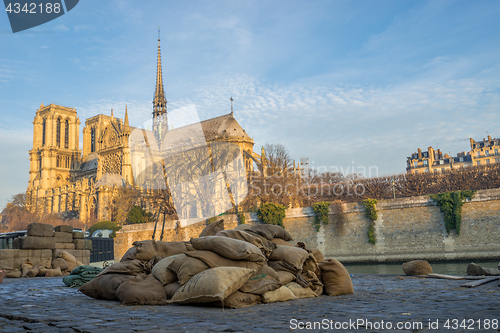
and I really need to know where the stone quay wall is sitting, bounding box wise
[114,188,500,263]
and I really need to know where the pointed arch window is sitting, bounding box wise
[42,118,46,146]
[91,127,96,152]
[65,119,69,149]
[56,118,61,147]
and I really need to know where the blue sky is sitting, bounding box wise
[1,0,500,208]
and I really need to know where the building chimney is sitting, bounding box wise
[418,148,422,159]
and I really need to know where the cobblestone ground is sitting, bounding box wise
[0,274,498,332]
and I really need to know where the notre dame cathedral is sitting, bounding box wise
[26,36,264,223]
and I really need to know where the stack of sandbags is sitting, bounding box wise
[78,223,354,308]
[79,259,158,303]
[132,240,192,261]
[52,249,90,274]
[0,249,54,278]
[54,225,75,250]
[14,223,56,250]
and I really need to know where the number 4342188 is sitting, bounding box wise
[5,2,61,14]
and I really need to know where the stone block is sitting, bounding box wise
[73,239,85,250]
[54,232,73,243]
[72,231,84,239]
[0,249,15,270]
[55,225,73,233]
[27,223,54,237]
[55,243,76,250]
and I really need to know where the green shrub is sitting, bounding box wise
[363,199,377,244]
[126,205,152,224]
[206,216,218,225]
[363,199,378,221]
[87,221,122,238]
[257,203,286,228]
[312,201,330,232]
[430,190,475,235]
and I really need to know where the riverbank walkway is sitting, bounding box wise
[0,274,498,332]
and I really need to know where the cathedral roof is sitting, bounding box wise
[80,152,98,172]
[95,172,126,188]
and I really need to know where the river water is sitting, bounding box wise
[343,260,499,275]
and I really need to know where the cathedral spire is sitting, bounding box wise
[124,105,129,130]
[153,27,167,117]
[152,27,168,140]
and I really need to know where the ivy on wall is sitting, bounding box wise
[312,201,330,231]
[430,190,475,235]
[363,198,378,244]
[257,202,286,228]
[237,212,246,225]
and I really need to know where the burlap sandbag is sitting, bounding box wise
[55,225,73,233]
[239,265,281,295]
[72,231,84,239]
[234,224,252,231]
[21,236,55,249]
[246,224,293,241]
[54,231,73,243]
[269,245,309,272]
[223,291,262,309]
[302,254,321,279]
[402,260,433,276]
[190,236,266,263]
[297,270,323,296]
[55,243,76,250]
[79,274,134,301]
[261,285,297,303]
[21,260,34,277]
[58,250,77,264]
[27,223,54,237]
[120,247,138,262]
[185,251,262,271]
[286,282,318,299]
[95,260,148,278]
[169,256,209,285]
[164,282,181,299]
[26,265,40,278]
[116,274,168,306]
[132,240,156,261]
[268,260,300,275]
[319,259,353,296]
[6,269,22,278]
[311,249,325,263]
[171,267,254,304]
[66,261,78,273]
[216,230,276,257]
[156,241,191,258]
[271,238,293,247]
[152,254,186,285]
[51,258,69,271]
[0,249,15,270]
[466,262,500,276]
[199,219,225,237]
[133,240,189,261]
[276,270,295,285]
[73,239,85,250]
[39,267,62,277]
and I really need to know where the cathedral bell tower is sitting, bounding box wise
[152,28,168,144]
